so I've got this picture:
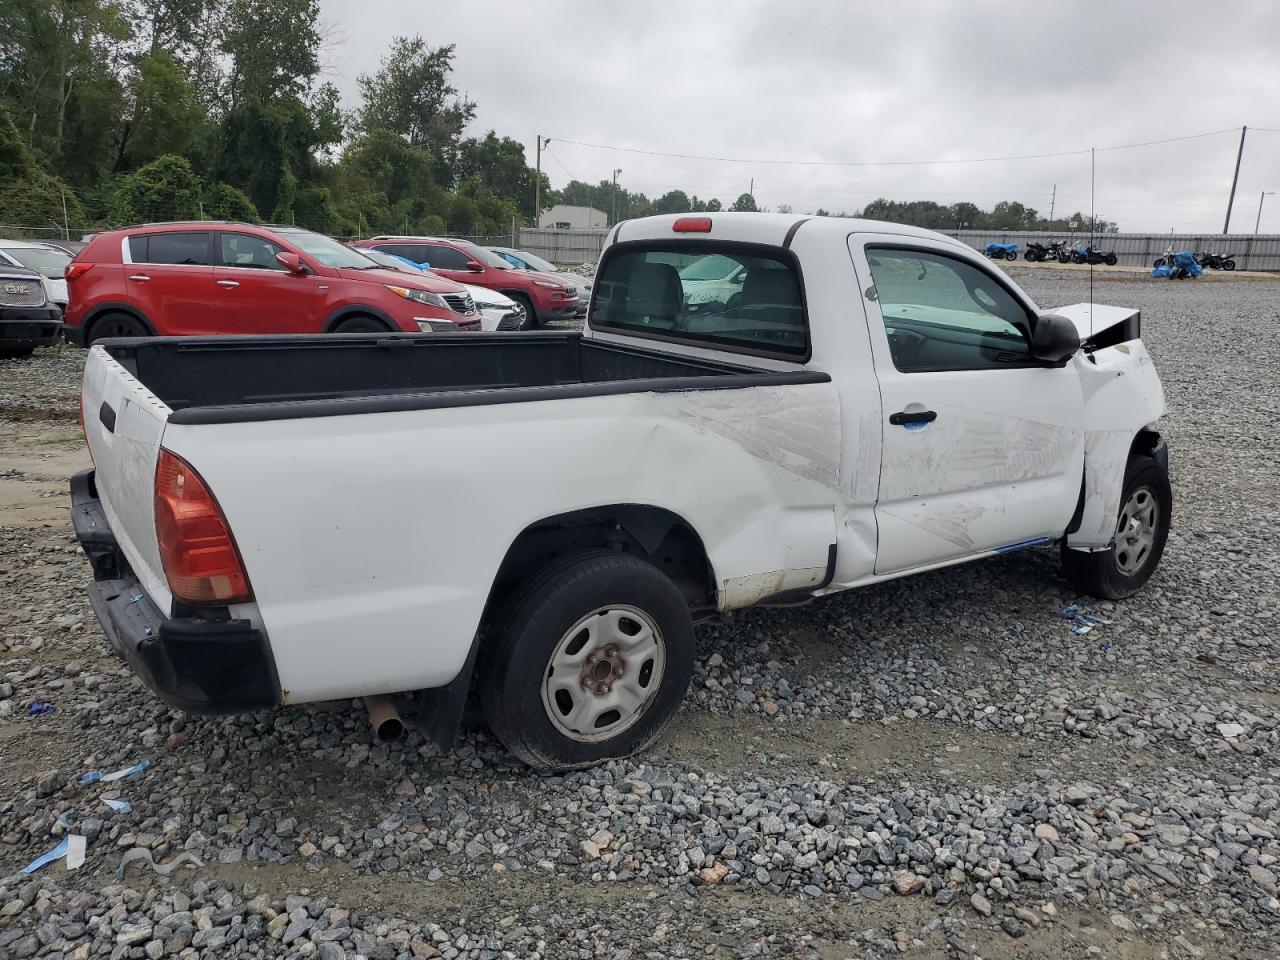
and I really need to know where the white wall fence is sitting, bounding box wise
[512,225,1280,271]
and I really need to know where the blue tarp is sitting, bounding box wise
[1152,251,1203,278]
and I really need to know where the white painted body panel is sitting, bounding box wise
[81,213,1167,707]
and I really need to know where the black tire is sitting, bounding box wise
[1023,250,1037,261]
[509,293,538,330]
[480,550,694,772]
[1005,250,1018,261]
[1059,253,1073,264]
[1061,453,1171,599]
[1153,259,1164,269]
[86,311,148,346]
[333,315,390,333]
[1222,260,1236,271]
[1104,253,1118,266]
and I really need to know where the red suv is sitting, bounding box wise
[65,222,481,345]
[354,236,579,327]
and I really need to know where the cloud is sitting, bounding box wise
[319,0,1280,231]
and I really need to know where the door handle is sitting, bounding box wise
[128,274,150,282]
[216,279,240,287]
[889,410,938,426]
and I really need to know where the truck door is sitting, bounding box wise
[847,237,1085,575]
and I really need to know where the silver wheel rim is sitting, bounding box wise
[541,605,665,743]
[1115,486,1159,575]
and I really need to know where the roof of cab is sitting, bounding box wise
[612,212,971,252]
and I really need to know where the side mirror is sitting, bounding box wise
[276,251,307,274]
[463,260,484,272]
[1031,313,1080,365]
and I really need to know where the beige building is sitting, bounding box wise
[538,205,608,229]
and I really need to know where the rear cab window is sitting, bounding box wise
[590,242,808,360]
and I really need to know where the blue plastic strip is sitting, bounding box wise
[994,537,1053,554]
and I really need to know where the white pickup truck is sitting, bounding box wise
[73,213,1169,771]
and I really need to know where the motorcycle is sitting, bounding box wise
[1195,251,1237,271]
[1071,243,1119,266]
[983,241,1019,261]
[1023,240,1069,263]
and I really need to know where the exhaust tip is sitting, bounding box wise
[363,695,405,741]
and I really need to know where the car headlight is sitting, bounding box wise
[532,279,563,290]
[415,319,459,332]
[386,285,448,309]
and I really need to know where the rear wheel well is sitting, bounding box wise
[85,307,154,340]
[484,506,716,626]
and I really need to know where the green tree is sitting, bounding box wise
[203,181,259,221]
[219,0,321,108]
[118,51,207,169]
[456,132,542,222]
[705,198,722,212]
[0,104,85,228]
[729,192,757,212]
[651,190,691,215]
[110,153,202,223]
[356,36,475,183]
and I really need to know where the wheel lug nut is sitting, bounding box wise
[613,665,625,677]
[596,682,609,695]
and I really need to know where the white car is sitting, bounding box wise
[355,247,526,330]
[461,283,527,331]
[0,239,72,311]
[73,213,1169,772]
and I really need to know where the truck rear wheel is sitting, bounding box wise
[480,551,693,772]
[1061,453,1171,599]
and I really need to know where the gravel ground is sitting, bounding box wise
[1,268,1278,959]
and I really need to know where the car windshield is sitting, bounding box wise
[279,230,379,269]
[678,254,738,281]
[2,246,71,278]
[356,248,414,271]
[460,243,512,270]
[505,249,557,272]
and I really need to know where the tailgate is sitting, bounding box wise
[81,345,173,611]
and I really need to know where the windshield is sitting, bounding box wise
[2,246,71,278]
[505,249,557,272]
[678,254,739,282]
[459,242,512,270]
[279,230,379,269]
[357,248,414,271]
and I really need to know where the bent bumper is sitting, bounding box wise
[71,469,281,713]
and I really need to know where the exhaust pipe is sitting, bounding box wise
[363,694,405,741]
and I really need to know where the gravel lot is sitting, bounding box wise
[1,267,1278,959]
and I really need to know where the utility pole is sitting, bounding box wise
[1048,184,1056,223]
[534,136,548,229]
[1223,125,1247,235]
[611,168,622,225]
[1254,191,1276,270]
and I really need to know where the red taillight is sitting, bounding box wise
[154,450,253,605]
[673,217,712,233]
[65,262,92,281]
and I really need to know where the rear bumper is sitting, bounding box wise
[0,307,63,348]
[70,469,281,714]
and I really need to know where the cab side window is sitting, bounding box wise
[865,249,1033,372]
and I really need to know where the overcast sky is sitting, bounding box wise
[318,1,1280,233]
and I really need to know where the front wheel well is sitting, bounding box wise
[484,506,716,625]
[1130,427,1162,461]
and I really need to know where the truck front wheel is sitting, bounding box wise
[480,551,694,772]
[1061,453,1171,599]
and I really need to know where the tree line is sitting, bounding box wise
[0,0,1115,239]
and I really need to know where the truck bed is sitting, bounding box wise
[100,331,827,425]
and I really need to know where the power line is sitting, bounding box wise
[548,127,1240,168]
[543,146,576,181]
